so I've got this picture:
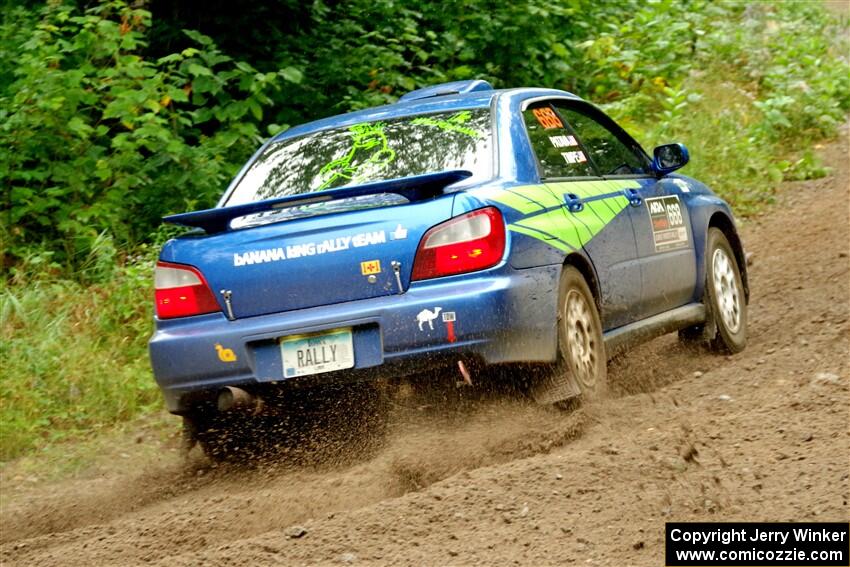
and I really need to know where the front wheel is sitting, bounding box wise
[704,228,747,353]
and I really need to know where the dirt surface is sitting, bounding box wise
[1,128,848,566]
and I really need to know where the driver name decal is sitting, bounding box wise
[561,151,587,164]
[646,196,689,252]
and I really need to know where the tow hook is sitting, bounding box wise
[391,261,404,294]
[220,289,235,320]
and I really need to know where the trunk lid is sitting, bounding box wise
[160,195,455,319]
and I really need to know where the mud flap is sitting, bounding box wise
[701,289,718,342]
[530,369,581,405]
[181,415,198,453]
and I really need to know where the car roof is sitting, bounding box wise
[273,83,583,141]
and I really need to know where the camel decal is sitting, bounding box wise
[416,307,443,331]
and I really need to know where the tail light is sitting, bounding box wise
[411,207,506,281]
[154,261,220,319]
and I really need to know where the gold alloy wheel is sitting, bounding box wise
[563,288,600,391]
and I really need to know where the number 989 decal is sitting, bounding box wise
[647,195,689,252]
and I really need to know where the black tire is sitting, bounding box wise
[186,382,389,464]
[704,228,747,353]
[188,410,267,463]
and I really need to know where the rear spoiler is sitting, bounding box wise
[163,170,473,234]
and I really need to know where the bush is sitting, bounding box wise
[0,1,301,272]
[3,1,847,271]
[595,1,849,213]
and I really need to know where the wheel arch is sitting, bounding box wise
[563,252,602,310]
[707,212,750,303]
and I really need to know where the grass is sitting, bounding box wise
[636,75,783,217]
[0,252,162,461]
[0,410,176,485]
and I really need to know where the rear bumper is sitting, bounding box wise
[149,265,560,412]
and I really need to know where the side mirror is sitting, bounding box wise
[652,143,689,175]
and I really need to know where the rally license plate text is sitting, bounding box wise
[280,328,354,378]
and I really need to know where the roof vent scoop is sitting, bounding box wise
[399,79,493,102]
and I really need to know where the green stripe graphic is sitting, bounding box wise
[484,180,639,250]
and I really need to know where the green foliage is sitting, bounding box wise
[3,0,847,270]
[593,1,848,214]
[0,249,158,460]
[287,0,671,114]
[1,1,300,271]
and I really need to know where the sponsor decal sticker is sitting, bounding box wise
[215,343,237,362]
[416,307,443,331]
[442,311,457,343]
[646,195,689,251]
[360,259,381,275]
[233,230,388,266]
[390,224,408,240]
[411,111,481,138]
[318,122,395,190]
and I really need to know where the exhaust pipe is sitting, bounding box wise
[217,386,261,413]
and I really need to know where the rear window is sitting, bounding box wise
[225,109,493,206]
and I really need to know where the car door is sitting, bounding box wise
[519,100,642,330]
[554,102,698,318]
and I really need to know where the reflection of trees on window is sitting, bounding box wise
[411,111,481,138]
[226,110,493,206]
[557,107,648,176]
[522,104,595,179]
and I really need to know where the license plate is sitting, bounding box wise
[280,328,354,378]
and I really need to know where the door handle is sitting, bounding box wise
[564,193,584,213]
[624,188,642,207]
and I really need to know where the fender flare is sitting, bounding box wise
[688,199,749,305]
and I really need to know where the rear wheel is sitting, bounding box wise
[532,266,607,405]
[560,267,607,399]
[185,382,389,464]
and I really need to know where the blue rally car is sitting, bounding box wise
[149,80,748,458]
